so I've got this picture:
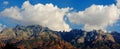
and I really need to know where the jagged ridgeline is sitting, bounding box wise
[0,25,120,49]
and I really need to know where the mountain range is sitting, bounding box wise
[0,25,120,49]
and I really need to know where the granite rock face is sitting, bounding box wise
[0,25,120,49]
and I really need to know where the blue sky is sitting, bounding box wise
[0,0,117,11]
[0,0,120,32]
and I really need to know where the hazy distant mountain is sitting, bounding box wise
[0,25,120,49]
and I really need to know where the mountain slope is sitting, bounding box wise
[0,25,120,49]
[0,25,76,49]
[58,29,120,49]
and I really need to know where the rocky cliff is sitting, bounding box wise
[0,25,120,49]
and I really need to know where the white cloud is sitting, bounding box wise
[1,1,120,32]
[117,0,120,8]
[0,1,71,31]
[67,4,120,31]
[117,0,120,15]
[3,1,9,5]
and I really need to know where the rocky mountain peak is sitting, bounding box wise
[0,25,120,49]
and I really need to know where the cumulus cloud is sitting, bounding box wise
[1,0,120,32]
[117,0,120,8]
[0,1,71,31]
[117,0,120,14]
[3,1,9,5]
[67,4,120,31]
